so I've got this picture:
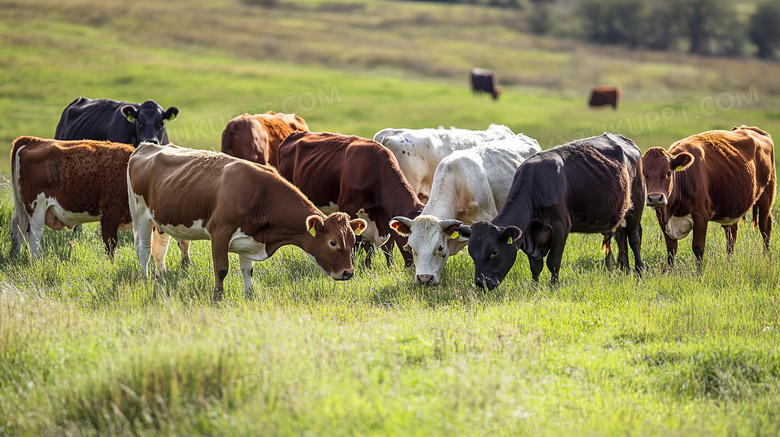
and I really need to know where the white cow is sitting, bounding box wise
[390,134,541,285]
[373,124,516,202]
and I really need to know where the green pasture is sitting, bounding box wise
[2,0,780,435]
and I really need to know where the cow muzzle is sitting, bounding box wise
[416,273,439,286]
[646,193,667,208]
[142,138,160,145]
[334,270,354,281]
[475,276,499,291]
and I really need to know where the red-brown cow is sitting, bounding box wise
[128,142,366,302]
[643,125,776,265]
[589,86,620,109]
[278,131,424,267]
[10,137,138,258]
[222,111,309,167]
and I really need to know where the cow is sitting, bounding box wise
[10,137,135,259]
[222,111,309,167]
[127,142,366,302]
[54,97,179,147]
[456,133,645,290]
[642,125,775,266]
[470,68,501,100]
[589,86,620,109]
[277,131,424,268]
[390,135,541,285]
[372,124,516,203]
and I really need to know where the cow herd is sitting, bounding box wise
[8,97,777,301]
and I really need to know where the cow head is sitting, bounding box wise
[222,114,270,164]
[304,213,367,280]
[492,86,501,100]
[121,100,178,146]
[642,147,694,208]
[390,215,465,285]
[459,221,521,290]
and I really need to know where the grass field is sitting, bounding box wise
[2,0,780,435]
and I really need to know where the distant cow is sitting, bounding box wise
[373,124,515,202]
[589,86,620,109]
[10,137,135,258]
[54,97,179,146]
[278,131,424,267]
[390,135,541,285]
[643,125,775,266]
[222,111,309,167]
[470,68,501,100]
[128,142,366,302]
[457,133,645,290]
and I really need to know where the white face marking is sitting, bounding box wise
[666,215,694,240]
[228,228,268,261]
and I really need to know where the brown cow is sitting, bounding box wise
[277,131,424,268]
[589,86,620,109]
[128,142,366,302]
[222,111,309,167]
[10,137,136,258]
[643,125,775,266]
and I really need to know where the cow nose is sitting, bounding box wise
[476,276,498,290]
[340,270,354,280]
[416,274,433,285]
[144,138,160,145]
[646,193,667,207]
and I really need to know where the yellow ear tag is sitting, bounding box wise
[450,231,459,240]
[675,165,683,171]
[309,227,317,237]
[507,236,513,245]
[126,114,136,123]
[354,227,363,236]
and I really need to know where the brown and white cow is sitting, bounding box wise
[128,142,366,302]
[222,111,309,167]
[643,125,776,265]
[10,137,137,258]
[278,131,425,267]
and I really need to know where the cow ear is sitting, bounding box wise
[501,226,522,247]
[349,218,367,236]
[164,106,179,121]
[453,225,472,239]
[670,152,694,172]
[306,215,324,237]
[121,105,138,123]
[390,217,412,236]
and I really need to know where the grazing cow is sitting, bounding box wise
[127,142,366,302]
[54,97,179,146]
[373,124,515,202]
[222,111,309,167]
[10,137,135,258]
[470,68,501,100]
[278,131,424,267]
[457,133,645,290]
[589,86,620,109]
[643,125,775,265]
[390,135,541,285]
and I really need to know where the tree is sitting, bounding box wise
[671,0,735,54]
[579,0,646,48]
[749,1,780,59]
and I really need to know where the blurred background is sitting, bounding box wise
[2,0,779,171]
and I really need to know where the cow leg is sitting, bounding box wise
[211,236,231,302]
[151,231,170,273]
[546,226,570,284]
[28,200,46,257]
[100,217,119,260]
[178,240,191,267]
[756,186,774,252]
[9,209,27,257]
[528,256,544,282]
[691,213,709,265]
[133,219,154,278]
[723,223,739,257]
[239,255,255,299]
[657,213,677,267]
[628,222,644,274]
[361,239,374,268]
[602,234,614,271]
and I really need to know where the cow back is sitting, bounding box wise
[54,97,135,144]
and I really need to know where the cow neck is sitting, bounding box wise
[378,163,424,218]
[261,196,324,255]
[662,166,694,222]
[492,187,532,232]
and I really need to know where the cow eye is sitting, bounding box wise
[437,244,444,252]
[329,240,337,248]
[666,171,672,178]
[490,248,498,258]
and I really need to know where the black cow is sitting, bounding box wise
[54,97,179,147]
[470,68,501,100]
[457,133,645,290]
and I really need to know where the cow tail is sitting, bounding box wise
[10,137,34,249]
[752,203,760,229]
